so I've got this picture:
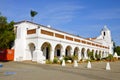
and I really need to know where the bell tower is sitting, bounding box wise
[101,25,112,43]
[101,25,113,54]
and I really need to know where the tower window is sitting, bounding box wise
[104,32,105,36]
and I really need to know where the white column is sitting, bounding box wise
[61,49,65,56]
[78,50,81,61]
[50,49,54,62]
[106,52,109,57]
[71,49,74,56]
[84,50,88,60]
[102,51,105,58]
[101,52,103,58]
[93,51,96,59]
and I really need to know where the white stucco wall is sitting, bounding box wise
[14,21,112,63]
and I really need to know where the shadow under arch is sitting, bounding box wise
[28,43,35,60]
[41,42,52,60]
[65,45,72,56]
[74,47,80,56]
[81,48,85,59]
[54,44,63,58]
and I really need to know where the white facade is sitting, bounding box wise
[14,21,113,63]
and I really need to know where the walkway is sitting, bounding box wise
[0,61,120,80]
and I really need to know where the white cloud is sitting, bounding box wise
[39,3,85,26]
[84,8,120,20]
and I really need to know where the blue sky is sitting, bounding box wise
[0,0,120,45]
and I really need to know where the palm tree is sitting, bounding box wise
[30,10,38,22]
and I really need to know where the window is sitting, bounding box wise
[104,32,105,36]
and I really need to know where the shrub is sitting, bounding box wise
[59,60,63,64]
[71,55,78,61]
[53,57,59,64]
[64,56,72,62]
[106,54,114,61]
[46,60,52,64]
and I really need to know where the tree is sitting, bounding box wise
[30,10,38,21]
[0,14,15,49]
[114,46,120,56]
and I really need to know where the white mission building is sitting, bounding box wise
[14,21,113,63]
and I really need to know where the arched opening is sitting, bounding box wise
[95,50,98,54]
[54,44,63,58]
[87,49,90,57]
[29,43,35,60]
[74,47,79,56]
[41,42,51,60]
[102,51,104,58]
[81,48,85,59]
[65,46,72,56]
[105,52,109,57]
[95,50,102,60]
[99,51,101,54]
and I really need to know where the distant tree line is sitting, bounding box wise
[114,46,120,56]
